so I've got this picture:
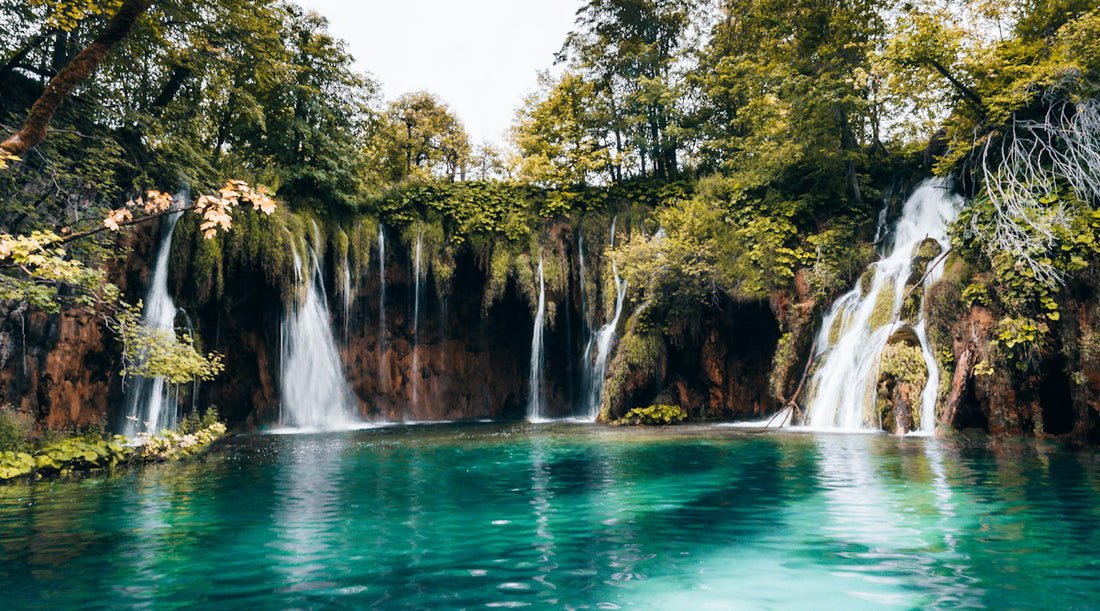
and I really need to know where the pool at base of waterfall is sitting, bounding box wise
[1,422,1098,608]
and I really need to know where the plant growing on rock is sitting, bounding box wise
[615,404,687,426]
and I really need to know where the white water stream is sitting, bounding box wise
[581,216,627,419]
[411,226,423,408]
[378,225,388,392]
[278,239,357,431]
[120,203,184,437]
[803,179,960,433]
[527,256,547,421]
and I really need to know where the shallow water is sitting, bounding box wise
[2,423,1099,609]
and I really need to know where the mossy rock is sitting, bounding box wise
[911,238,942,277]
[868,278,897,329]
[872,341,928,433]
[887,325,922,348]
[859,267,876,298]
[880,340,928,387]
[899,280,923,322]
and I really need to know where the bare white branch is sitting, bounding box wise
[970,98,1100,286]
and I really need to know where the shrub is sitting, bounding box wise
[0,406,33,453]
[615,404,687,426]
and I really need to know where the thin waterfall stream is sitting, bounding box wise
[802,179,961,433]
[527,256,546,421]
[120,199,185,437]
[378,225,388,392]
[581,215,627,420]
[411,225,422,409]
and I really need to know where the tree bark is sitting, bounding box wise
[0,0,157,158]
[942,344,975,429]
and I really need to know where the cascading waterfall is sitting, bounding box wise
[278,241,357,431]
[411,225,423,408]
[120,200,185,438]
[803,179,960,433]
[378,225,388,391]
[527,256,547,421]
[581,215,627,419]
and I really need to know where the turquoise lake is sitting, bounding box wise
[2,422,1099,609]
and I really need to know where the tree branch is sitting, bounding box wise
[0,0,158,158]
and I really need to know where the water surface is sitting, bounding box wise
[1,423,1098,608]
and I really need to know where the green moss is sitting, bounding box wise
[880,340,928,387]
[190,230,224,302]
[0,407,33,453]
[911,237,942,276]
[868,278,897,329]
[871,341,929,431]
[346,218,377,282]
[899,273,923,322]
[599,319,666,422]
[859,267,876,297]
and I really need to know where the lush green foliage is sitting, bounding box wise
[0,434,130,481]
[0,417,227,482]
[615,404,687,426]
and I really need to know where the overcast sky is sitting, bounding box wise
[297,0,585,146]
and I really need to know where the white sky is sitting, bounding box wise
[297,0,585,146]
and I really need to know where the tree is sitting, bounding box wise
[512,71,611,186]
[0,0,156,158]
[376,92,471,183]
[557,0,696,180]
[692,0,891,215]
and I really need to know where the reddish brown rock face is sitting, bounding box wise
[0,228,155,431]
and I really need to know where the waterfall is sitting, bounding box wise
[411,225,422,408]
[278,242,357,431]
[120,199,185,438]
[378,225,388,392]
[581,215,627,419]
[803,179,960,433]
[341,255,351,346]
[527,256,547,421]
[578,234,588,323]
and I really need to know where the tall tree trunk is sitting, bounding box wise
[838,109,863,206]
[0,0,157,158]
[50,30,69,75]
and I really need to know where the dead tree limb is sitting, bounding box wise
[767,338,817,429]
[894,248,951,322]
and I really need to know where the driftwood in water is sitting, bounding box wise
[942,344,976,428]
[767,338,817,428]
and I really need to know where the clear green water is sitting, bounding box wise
[2,423,1099,609]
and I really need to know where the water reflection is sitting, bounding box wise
[269,434,353,596]
[0,425,1099,609]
